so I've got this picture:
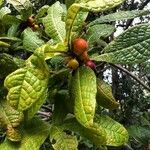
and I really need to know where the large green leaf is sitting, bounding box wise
[92,24,150,64]
[50,125,78,150]
[70,66,97,127]
[88,9,150,26]
[0,117,51,150]
[65,4,88,45]
[96,78,119,110]
[86,24,115,46]
[0,100,23,141]
[42,2,66,43]
[4,45,50,120]
[4,67,48,111]
[62,118,107,146]
[94,115,128,146]
[23,28,45,52]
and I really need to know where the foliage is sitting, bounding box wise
[0,0,149,149]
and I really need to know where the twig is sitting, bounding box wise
[37,111,52,117]
[110,64,150,91]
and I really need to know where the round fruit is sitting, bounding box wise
[85,60,96,70]
[27,16,35,25]
[73,38,88,55]
[67,58,79,70]
[33,24,39,30]
[80,51,90,62]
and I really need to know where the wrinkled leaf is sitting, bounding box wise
[4,67,48,113]
[50,125,78,150]
[62,118,107,146]
[88,9,150,26]
[42,2,66,43]
[94,115,129,146]
[65,5,88,45]
[4,45,50,120]
[92,24,150,64]
[23,28,45,52]
[70,66,97,127]
[0,100,23,141]
[0,117,51,150]
[96,78,119,110]
[86,24,115,46]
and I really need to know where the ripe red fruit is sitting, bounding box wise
[67,58,79,70]
[85,60,96,70]
[73,38,88,55]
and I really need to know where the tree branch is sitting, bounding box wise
[110,64,150,91]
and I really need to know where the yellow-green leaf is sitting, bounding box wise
[0,117,51,150]
[94,115,129,146]
[70,66,97,127]
[0,100,23,142]
[42,2,66,43]
[50,125,78,150]
[62,118,107,146]
[4,67,48,112]
[96,78,119,110]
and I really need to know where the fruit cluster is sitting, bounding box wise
[27,16,39,31]
[67,38,96,70]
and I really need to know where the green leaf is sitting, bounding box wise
[0,53,18,79]
[86,24,115,45]
[92,24,150,64]
[4,67,48,111]
[8,0,32,12]
[96,78,119,110]
[128,125,150,143]
[77,0,124,12]
[65,5,88,45]
[70,66,97,127]
[88,9,150,26]
[23,28,45,52]
[7,24,19,37]
[94,115,129,146]
[0,117,51,150]
[0,41,10,48]
[4,46,50,120]
[0,0,4,7]
[42,2,66,43]
[36,5,49,19]
[50,125,78,150]
[2,15,21,25]
[0,36,21,42]
[0,7,11,20]
[0,100,23,141]
[62,118,107,146]
[43,43,68,60]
